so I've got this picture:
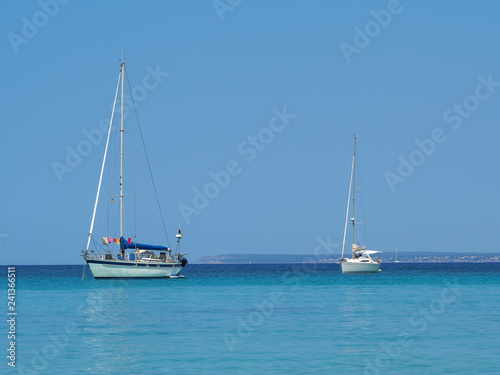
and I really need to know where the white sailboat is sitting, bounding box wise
[340,135,381,273]
[82,61,187,279]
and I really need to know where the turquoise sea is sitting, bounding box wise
[2,263,500,374]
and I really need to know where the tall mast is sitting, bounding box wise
[351,134,358,254]
[120,62,125,239]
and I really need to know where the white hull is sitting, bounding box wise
[341,260,381,273]
[85,257,184,278]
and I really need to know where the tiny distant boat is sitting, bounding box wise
[340,135,381,273]
[82,61,188,279]
[394,246,401,263]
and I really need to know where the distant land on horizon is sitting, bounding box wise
[198,252,500,264]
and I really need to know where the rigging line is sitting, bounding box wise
[90,235,107,254]
[101,90,120,243]
[101,126,117,242]
[355,150,370,246]
[125,68,170,247]
[341,144,355,259]
[87,70,122,251]
[107,120,120,238]
[101,139,115,245]
[130,126,138,242]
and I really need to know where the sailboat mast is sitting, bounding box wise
[351,134,358,251]
[120,62,125,239]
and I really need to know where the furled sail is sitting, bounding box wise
[120,237,170,251]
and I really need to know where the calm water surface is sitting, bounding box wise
[2,263,499,374]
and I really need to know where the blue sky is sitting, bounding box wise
[1,0,499,264]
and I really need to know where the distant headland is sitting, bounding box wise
[198,252,500,264]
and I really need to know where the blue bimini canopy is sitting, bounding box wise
[120,237,170,251]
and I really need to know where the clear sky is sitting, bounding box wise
[1,0,500,264]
